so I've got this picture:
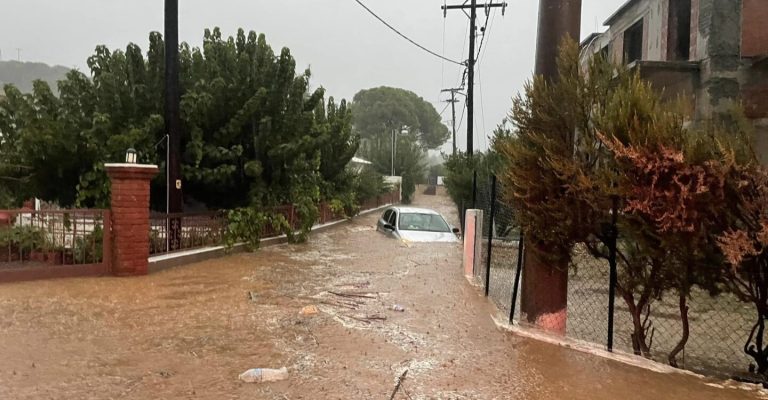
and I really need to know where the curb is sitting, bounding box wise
[148,204,393,273]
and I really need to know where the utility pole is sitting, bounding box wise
[441,88,463,156]
[165,0,183,250]
[518,0,583,335]
[15,48,22,61]
[391,127,396,176]
[535,0,582,80]
[442,0,507,157]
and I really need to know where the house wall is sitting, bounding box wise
[741,0,768,58]
[639,64,699,107]
[695,0,744,119]
[602,0,667,63]
[583,0,768,161]
[690,0,700,59]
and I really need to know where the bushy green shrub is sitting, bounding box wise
[0,225,48,259]
[73,224,103,264]
[354,166,389,204]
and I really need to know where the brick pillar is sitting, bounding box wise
[105,164,159,276]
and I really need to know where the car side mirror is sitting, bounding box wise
[452,227,461,234]
[384,224,395,231]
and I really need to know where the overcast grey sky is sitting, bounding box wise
[0,0,626,153]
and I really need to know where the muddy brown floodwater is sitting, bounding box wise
[0,189,765,399]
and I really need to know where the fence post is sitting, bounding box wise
[102,210,112,274]
[463,209,480,278]
[510,233,525,324]
[484,175,497,297]
[607,196,619,352]
[472,170,477,209]
[321,203,327,224]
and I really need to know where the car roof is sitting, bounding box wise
[389,207,441,215]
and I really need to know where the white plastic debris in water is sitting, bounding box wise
[238,367,289,383]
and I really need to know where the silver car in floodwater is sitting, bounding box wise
[376,207,460,243]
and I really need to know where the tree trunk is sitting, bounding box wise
[622,290,651,356]
[668,292,689,368]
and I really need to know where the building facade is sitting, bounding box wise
[581,0,768,160]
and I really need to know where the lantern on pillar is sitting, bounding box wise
[125,148,138,164]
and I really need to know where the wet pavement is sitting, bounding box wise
[0,189,764,399]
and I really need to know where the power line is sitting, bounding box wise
[438,101,451,117]
[443,0,506,156]
[477,8,498,65]
[477,9,498,152]
[475,10,492,61]
[478,67,488,152]
[353,0,466,66]
[440,10,448,105]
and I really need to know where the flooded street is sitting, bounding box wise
[0,190,764,399]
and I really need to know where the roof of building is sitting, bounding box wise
[350,157,372,165]
[604,0,641,26]
[580,32,601,48]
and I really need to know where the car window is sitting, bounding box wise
[387,210,397,226]
[398,213,451,232]
[382,210,392,222]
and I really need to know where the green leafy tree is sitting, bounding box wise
[359,132,425,204]
[0,28,357,222]
[352,86,449,150]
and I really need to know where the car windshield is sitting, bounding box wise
[398,213,451,232]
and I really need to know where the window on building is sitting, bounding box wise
[599,45,610,62]
[668,0,692,61]
[623,19,644,64]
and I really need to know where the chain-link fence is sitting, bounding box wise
[470,173,760,381]
[474,175,524,322]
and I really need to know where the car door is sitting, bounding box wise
[378,210,393,232]
[386,209,399,239]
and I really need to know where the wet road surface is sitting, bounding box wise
[0,190,764,399]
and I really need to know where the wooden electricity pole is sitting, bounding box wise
[165,0,183,250]
[441,88,463,156]
[442,0,507,157]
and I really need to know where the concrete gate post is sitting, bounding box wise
[462,209,483,278]
[105,163,159,276]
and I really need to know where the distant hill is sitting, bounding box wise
[0,60,71,93]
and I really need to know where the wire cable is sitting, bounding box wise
[352,0,466,66]
[440,11,448,103]
[474,8,493,63]
[478,67,488,152]
[457,101,467,140]
[438,101,451,118]
[477,9,497,67]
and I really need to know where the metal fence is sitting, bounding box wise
[0,209,111,282]
[149,190,401,256]
[149,212,227,255]
[472,174,758,381]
